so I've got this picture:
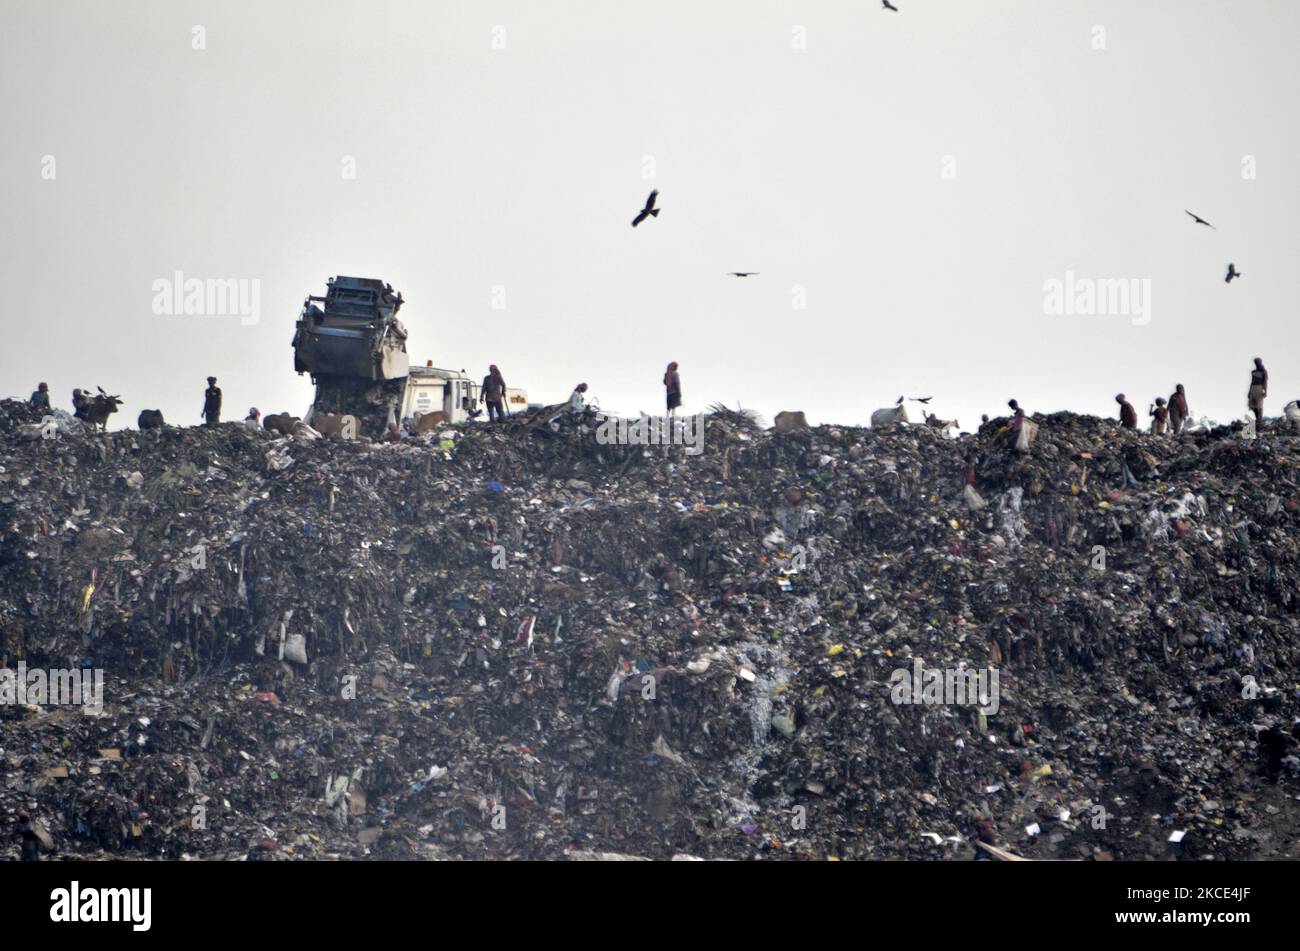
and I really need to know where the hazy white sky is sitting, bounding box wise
[2,0,1297,430]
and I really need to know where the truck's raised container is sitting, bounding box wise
[293,276,409,382]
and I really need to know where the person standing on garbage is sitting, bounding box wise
[71,388,90,417]
[29,382,50,411]
[1116,393,1137,429]
[568,383,588,413]
[1007,398,1024,431]
[1149,397,1168,435]
[481,365,508,422]
[244,407,261,429]
[1168,384,1189,435]
[663,361,682,418]
[1248,358,1268,428]
[202,376,222,427]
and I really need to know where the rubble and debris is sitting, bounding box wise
[1,397,1298,860]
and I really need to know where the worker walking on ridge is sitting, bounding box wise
[482,365,508,421]
[202,376,222,427]
[1248,358,1268,429]
[1005,398,1041,452]
[1006,399,1024,445]
[1149,397,1168,436]
[1116,393,1137,430]
[1168,384,1189,435]
[29,382,50,411]
[664,361,682,418]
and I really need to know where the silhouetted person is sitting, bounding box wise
[664,361,682,417]
[203,376,222,427]
[1248,358,1268,428]
[1149,397,1168,436]
[71,388,90,417]
[482,364,508,421]
[1006,399,1024,446]
[1116,393,1137,429]
[29,382,50,411]
[1168,384,1189,435]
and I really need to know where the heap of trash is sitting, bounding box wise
[1,396,1297,860]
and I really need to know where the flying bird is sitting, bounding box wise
[727,272,759,277]
[882,0,899,10]
[631,190,660,228]
[1185,210,1216,229]
[908,396,933,404]
[1225,263,1241,283]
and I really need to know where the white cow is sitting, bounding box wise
[870,404,909,427]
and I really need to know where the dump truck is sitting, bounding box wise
[293,276,525,435]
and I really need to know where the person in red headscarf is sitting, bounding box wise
[663,361,682,417]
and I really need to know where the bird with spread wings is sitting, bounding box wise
[632,190,660,227]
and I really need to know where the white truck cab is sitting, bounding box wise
[401,363,527,424]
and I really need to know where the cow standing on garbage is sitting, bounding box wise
[137,409,165,430]
[72,387,122,431]
[263,413,299,436]
[870,398,908,427]
[202,376,222,427]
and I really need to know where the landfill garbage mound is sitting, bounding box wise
[1,397,1298,861]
